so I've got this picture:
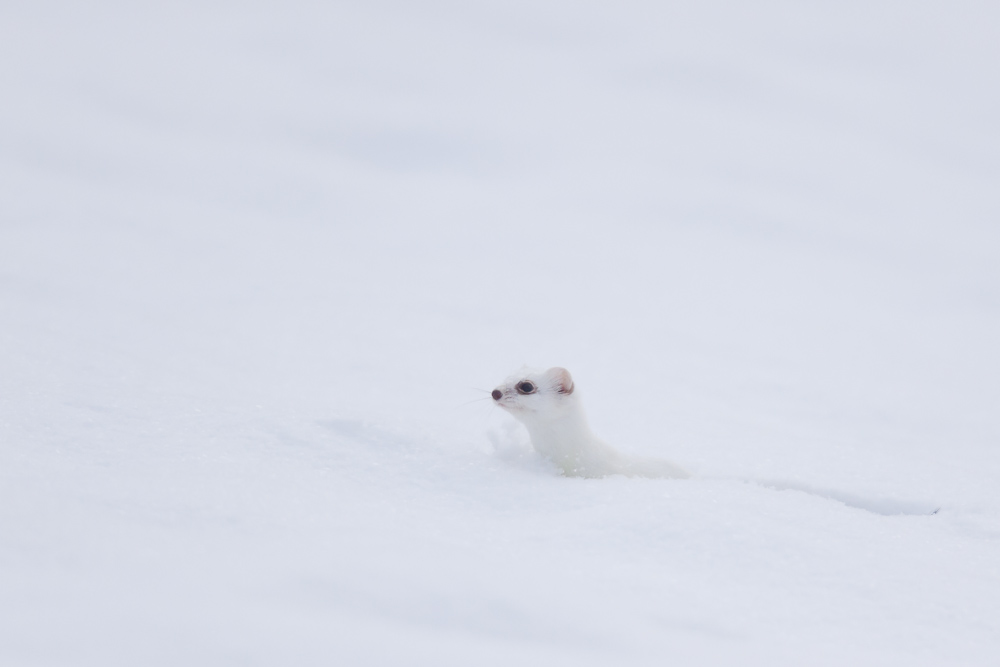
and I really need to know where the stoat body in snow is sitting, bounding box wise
[491,367,688,479]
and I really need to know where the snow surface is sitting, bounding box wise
[2,2,999,665]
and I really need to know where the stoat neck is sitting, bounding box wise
[523,405,602,455]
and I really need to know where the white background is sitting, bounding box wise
[2,2,998,665]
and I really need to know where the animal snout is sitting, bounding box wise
[491,389,502,401]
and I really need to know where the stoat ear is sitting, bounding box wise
[545,367,574,395]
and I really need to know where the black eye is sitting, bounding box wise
[516,381,536,395]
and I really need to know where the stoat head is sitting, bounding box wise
[491,367,577,422]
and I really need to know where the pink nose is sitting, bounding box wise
[492,390,502,401]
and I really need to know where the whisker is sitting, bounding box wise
[484,402,497,427]
[456,396,490,408]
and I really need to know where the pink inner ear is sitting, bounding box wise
[546,367,575,395]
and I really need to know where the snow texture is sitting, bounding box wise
[1,2,999,665]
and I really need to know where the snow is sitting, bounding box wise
[2,1,999,664]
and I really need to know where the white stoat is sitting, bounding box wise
[491,367,688,479]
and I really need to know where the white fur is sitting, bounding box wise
[492,367,688,479]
